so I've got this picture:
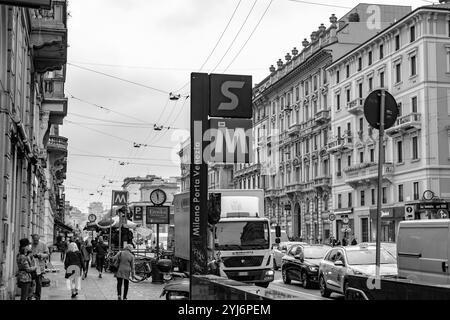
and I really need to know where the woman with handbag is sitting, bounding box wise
[16,238,37,300]
[64,242,85,298]
[112,244,135,300]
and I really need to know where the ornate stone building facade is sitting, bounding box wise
[240,4,411,243]
[327,2,450,243]
[0,1,68,299]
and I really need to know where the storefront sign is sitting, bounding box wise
[0,0,51,9]
[369,207,404,220]
[418,202,448,210]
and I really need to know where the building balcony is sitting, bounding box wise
[314,109,330,124]
[233,163,261,178]
[265,188,283,198]
[385,113,421,136]
[302,181,315,193]
[47,135,68,156]
[344,162,394,188]
[288,123,301,136]
[327,134,354,154]
[314,176,331,189]
[300,119,315,136]
[347,98,364,115]
[30,0,68,73]
[285,183,304,194]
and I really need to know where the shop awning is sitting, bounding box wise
[54,219,73,233]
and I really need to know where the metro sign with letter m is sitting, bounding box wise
[112,191,128,206]
[209,74,252,118]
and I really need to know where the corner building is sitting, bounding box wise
[242,4,411,243]
[327,2,450,243]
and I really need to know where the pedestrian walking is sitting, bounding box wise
[113,244,135,300]
[80,241,91,278]
[30,234,49,300]
[16,238,37,300]
[342,237,348,246]
[64,242,85,298]
[94,236,108,278]
[60,239,68,262]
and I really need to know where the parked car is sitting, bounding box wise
[318,244,397,298]
[281,244,331,288]
[359,242,397,259]
[272,241,306,270]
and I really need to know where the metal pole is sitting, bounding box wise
[375,90,385,275]
[109,200,113,251]
[156,224,159,259]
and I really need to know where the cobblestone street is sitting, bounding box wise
[39,253,165,300]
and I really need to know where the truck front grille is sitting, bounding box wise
[224,270,266,282]
[222,256,264,268]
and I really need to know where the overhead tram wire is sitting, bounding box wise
[210,0,259,73]
[173,0,245,94]
[287,0,352,9]
[67,63,172,95]
[65,120,175,150]
[223,0,274,73]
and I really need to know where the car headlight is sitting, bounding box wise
[265,270,274,276]
[309,266,318,272]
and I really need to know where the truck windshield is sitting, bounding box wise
[215,221,269,250]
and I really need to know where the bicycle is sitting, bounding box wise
[129,257,153,283]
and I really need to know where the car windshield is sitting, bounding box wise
[346,248,396,265]
[303,246,330,259]
[215,221,270,250]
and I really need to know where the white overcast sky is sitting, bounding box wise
[61,0,431,212]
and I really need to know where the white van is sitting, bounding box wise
[397,220,450,285]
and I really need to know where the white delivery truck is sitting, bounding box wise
[173,189,274,288]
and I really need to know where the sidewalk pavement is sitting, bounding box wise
[40,252,165,300]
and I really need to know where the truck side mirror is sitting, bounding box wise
[207,193,221,225]
[275,226,281,238]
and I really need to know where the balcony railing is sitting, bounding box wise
[265,188,283,198]
[347,98,364,115]
[288,123,301,136]
[314,109,330,124]
[30,0,68,73]
[314,176,331,188]
[385,113,421,136]
[300,119,315,136]
[327,133,353,154]
[284,183,304,193]
[47,135,68,155]
[233,163,261,178]
[344,163,394,188]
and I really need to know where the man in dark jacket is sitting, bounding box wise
[94,236,108,278]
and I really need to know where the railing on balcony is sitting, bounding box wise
[47,135,68,154]
[285,183,305,194]
[385,113,421,136]
[30,0,68,73]
[344,162,394,187]
[314,176,331,187]
[265,188,283,198]
[347,98,364,115]
[327,132,353,154]
[288,123,301,136]
[300,119,315,136]
[234,163,261,178]
[314,109,330,124]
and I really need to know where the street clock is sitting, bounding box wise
[150,189,167,206]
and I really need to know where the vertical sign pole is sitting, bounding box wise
[375,90,386,275]
[156,223,159,259]
[109,196,113,251]
[190,73,209,300]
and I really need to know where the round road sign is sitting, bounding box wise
[328,213,336,221]
[88,214,97,222]
[438,209,448,219]
[363,90,399,130]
